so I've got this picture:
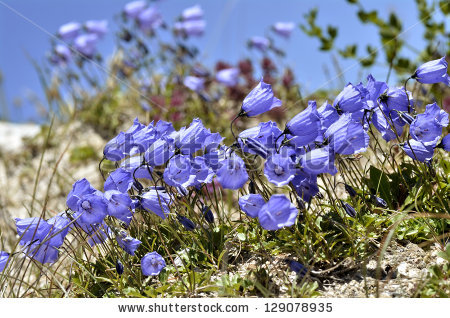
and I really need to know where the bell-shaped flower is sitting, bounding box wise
[264,152,296,186]
[46,213,72,247]
[58,22,81,41]
[15,218,52,245]
[174,118,210,155]
[181,4,203,21]
[85,20,108,38]
[177,215,196,231]
[144,138,174,167]
[105,190,133,225]
[141,251,166,276]
[163,155,195,188]
[325,113,369,155]
[23,242,59,264]
[184,76,205,92]
[371,107,404,141]
[216,68,239,87]
[241,79,282,117]
[379,87,414,126]
[238,194,266,218]
[216,154,249,190]
[291,172,319,202]
[74,33,99,58]
[75,192,108,225]
[438,134,450,151]
[333,83,367,113]
[239,121,283,152]
[364,74,388,111]
[190,156,215,186]
[104,168,134,193]
[202,206,214,223]
[272,22,295,38]
[301,145,338,175]
[401,139,434,162]
[286,101,322,147]
[317,101,339,130]
[154,120,175,139]
[174,20,206,37]
[249,36,270,52]
[66,178,96,212]
[104,132,134,161]
[120,156,153,180]
[0,251,9,272]
[124,0,147,19]
[412,57,450,86]
[137,6,163,32]
[116,231,141,256]
[410,102,449,146]
[258,194,298,230]
[341,200,357,217]
[140,189,172,219]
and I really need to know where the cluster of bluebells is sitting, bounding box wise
[2,56,449,278]
[50,20,108,65]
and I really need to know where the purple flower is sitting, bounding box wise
[216,68,239,87]
[74,33,99,58]
[181,4,204,21]
[137,6,163,32]
[272,22,295,38]
[258,194,298,230]
[325,113,369,155]
[85,20,108,38]
[51,44,72,65]
[240,137,269,158]
[238,194,266,218]
[116,260,124,275]
[104,132,134,161]
[184,76,205,92]
[202,206,214,223]
[301,145,338,175]
[291,173,319,202]
[144,138,174,167]
[173,118,210,155]
[317,101,339,130]
[249,36,270,52]
[438,134,450,151]
[124,0,147,19]
[23,242,59,264]
[163,155,195,188]
[401,139,434,162]
[177,215,196,231]
[239,121,283,151]
[288,260,308,277]
[67,178,96,211]
[216,154,249,190]
[116,231,141,256]
[75,192,108,225]
[241,79,282,116]
[15,217,52,245]
[120,156,153,180]
[345,184,357,197]
[174,20,206,37]
[286,101,322,147]
[333,83,367,113]
[264,153,296,186]
[412,57,450,86]
[140,189,172,219]
[379,87,414,126]
[341,201,356,217]
[46,213,72,247]
[0,251,10,272]
[104,168,134,193]
[190,156,215,186]
[80,222,110,246]
[371,195,388,208]
[141,251,166,276]
[58,22,81,41]
[410,102,449,146]
[105,190,133,225]
[365,74,388,110]
[372,107,403,142]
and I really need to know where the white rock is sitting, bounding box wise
[0,121,40,153]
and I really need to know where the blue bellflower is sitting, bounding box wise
[286,101,322,147]
[439,134,450,151]
[137,6,163,32]
[325,113,369,155]
[401,139,434,162]
[58,22,81,41]
[140,189,172,219]
[216,154,249,190]
[249,36,270,52]
[241,79,282,117]
[15,217,52,245]
[216,68,239,87]
[264,153,296,186]
[177,215,196,231]
[0,251,9,272]
[105,190,134,225]
[410,102,449,146]
[75,192,108,225]
[124,1,147,19]
[272,22,295,38]
[104,168,134,193]
[238,194,266,218]
[258,194,298,230]
[163,155,195,189]
[291,173,319,202]
[412,57,450,86]
[116,231,141,256]
[301,145,338,175]
[141,251,166,276]
[184,76,205,92]
[333,83,367,113]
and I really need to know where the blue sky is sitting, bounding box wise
[0,0,433,122]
